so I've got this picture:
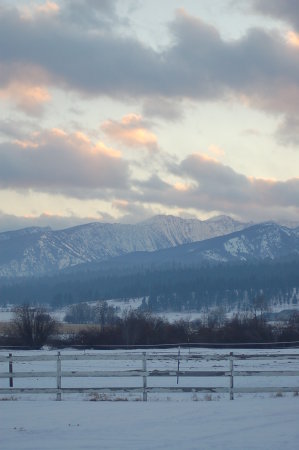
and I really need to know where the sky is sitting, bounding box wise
[1,0,299,231]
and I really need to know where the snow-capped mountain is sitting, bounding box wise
[108,222,299,268]
[0,215,249,278]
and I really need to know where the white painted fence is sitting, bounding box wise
[1,351,299,401]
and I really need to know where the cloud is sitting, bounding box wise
[112,199,155,223]
[0,128,129,198]
[286,31,299,47]
[275,115,299,146]
[207,145,225,158]
[21,1,60,20]
[0,118,39,140]
[250,0,299,32]
[61,0,120,29]
[101,114,158,150]
[0,211,107,232]
[1,5,299,120]
[179,154,299,210]
[131,154,299,222]
[142,97,184,121]
[0,61,52,116]
[1,125,299,223]
[0,82,51,115]
[241,128,264,137]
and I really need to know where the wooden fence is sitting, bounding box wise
[0,351,299,401]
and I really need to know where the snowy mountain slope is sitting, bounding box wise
[101,222,299,269]
[0,215,250,278]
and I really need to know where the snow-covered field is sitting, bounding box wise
[1,398,299,449]
[1,348,299,449]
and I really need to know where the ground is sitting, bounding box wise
[1,397,299,450]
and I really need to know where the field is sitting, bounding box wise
[1,347,299,449]
[1,397,299,450]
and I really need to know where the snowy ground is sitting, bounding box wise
[1,398,299,450]
[1,348,299,449]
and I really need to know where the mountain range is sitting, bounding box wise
[0,215,249,278]
[105,222,299,270]
[0,215,298,279]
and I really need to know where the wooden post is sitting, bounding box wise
[9,353,13,388]
[229,352,234,400]
[142,352,147,402]
[177,346,181,384]
[56,351,62,401]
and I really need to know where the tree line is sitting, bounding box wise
[2,303,299,348]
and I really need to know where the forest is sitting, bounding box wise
[0,257,299,310]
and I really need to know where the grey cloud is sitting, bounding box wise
[251,0,299,31]
[0,206,153,232]
[1,6,299,118]
[0,130,129,198]
[135,174,171,192]
[61,0,120,29]
[131,154,299,222]
[0,7,161,97]
[275,115,299,146]
[0,211,114,232]
[0,118,38,140]
[142,97,184,121]
[180,155,250,201]
[179,154,299,209]
[112,201,155,224]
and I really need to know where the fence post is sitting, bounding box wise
[142,352,147,402]
[56,351,62,401]
[177,346,181,385]
[229,352,234,400]
[9,353,13,388]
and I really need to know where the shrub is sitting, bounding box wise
[11,304,58,348]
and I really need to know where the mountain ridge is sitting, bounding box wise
[87,221,299,272]
[1,215,298,279]
[0,214,251,278]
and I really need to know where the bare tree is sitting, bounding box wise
[64,303,95,324]
[64,301,118,326]
[11,305,58,348]
[251,294,270,319]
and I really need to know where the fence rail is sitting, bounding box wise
[1,351,299,401]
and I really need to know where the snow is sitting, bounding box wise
[1,398,299,450]
[1,348,299,449]
[224,236,251,257]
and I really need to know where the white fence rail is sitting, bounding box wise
[0,351,299,401]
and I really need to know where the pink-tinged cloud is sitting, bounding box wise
[286,31,299,47]
[132,153,299,222]
[0,82,51,115]
[173,182,191,192]
[0,129,129,198]
[102,114,158,150]
[21,1,60,21]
